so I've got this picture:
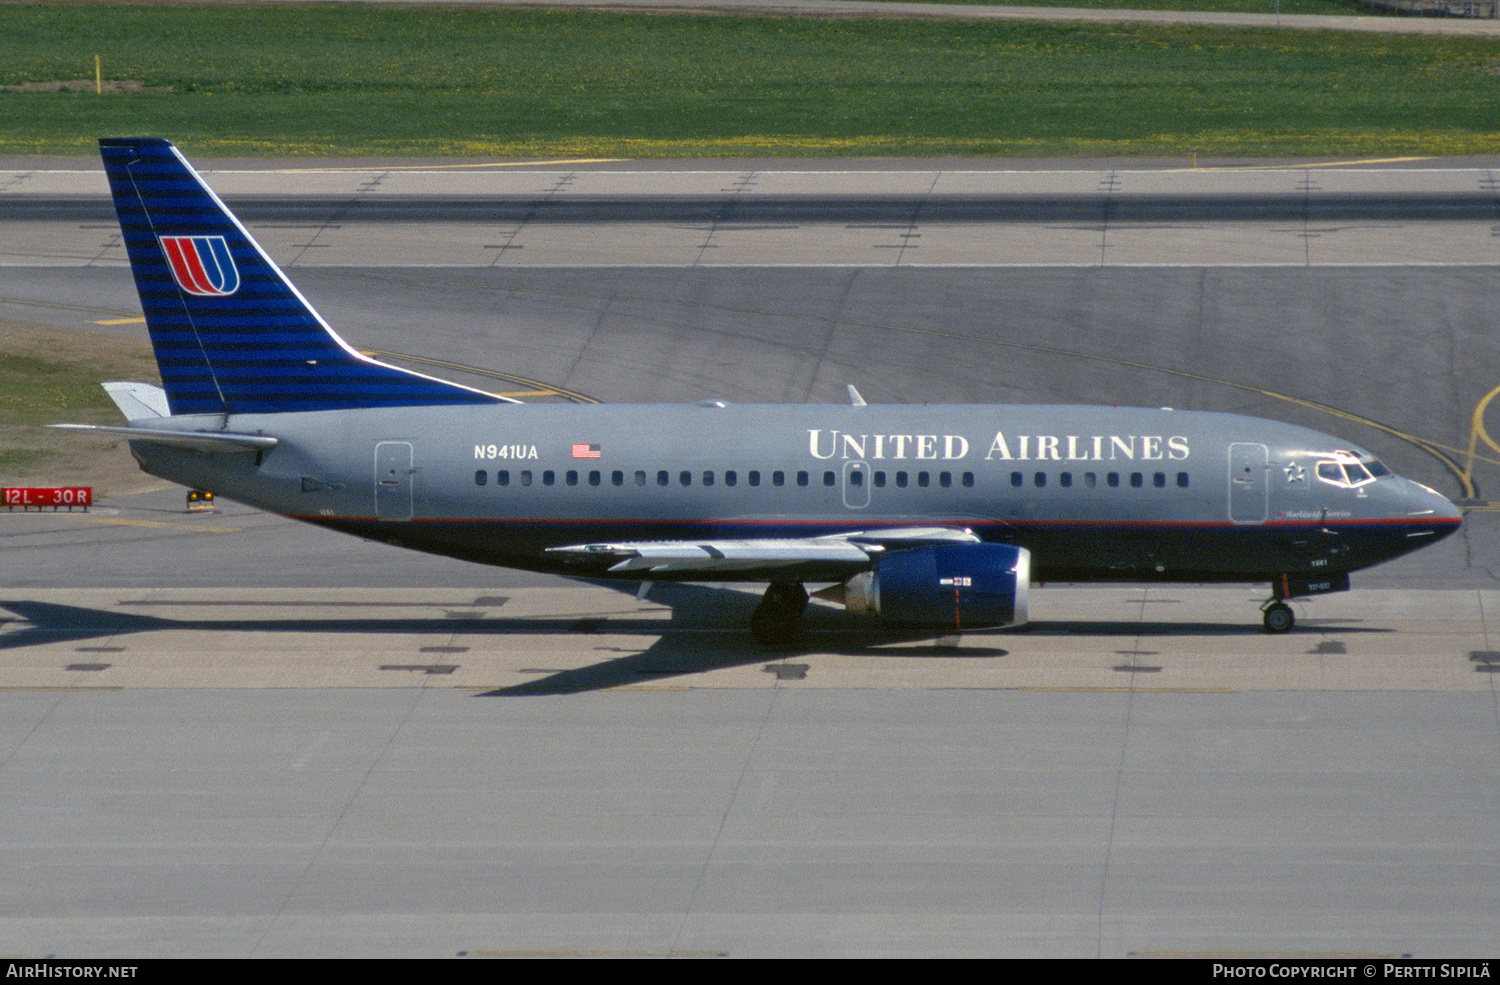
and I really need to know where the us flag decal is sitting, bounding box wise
[572,443,602,459]
[159,235,240,296]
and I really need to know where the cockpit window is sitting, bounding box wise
[1315,452,1380,489]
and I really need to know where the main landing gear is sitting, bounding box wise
[751,582,808,647]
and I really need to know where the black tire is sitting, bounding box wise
[765,582,809,618]
[751,582,807,647]
[1263,602,1294,634]
[750,608,798,647]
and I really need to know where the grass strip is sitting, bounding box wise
[1,5,1497,158]
[875,0,1386,13]
[0,321,162,495]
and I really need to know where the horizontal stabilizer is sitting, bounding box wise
[50,423,278,454]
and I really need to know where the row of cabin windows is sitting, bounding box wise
[470,468,960,488]
[474,468,1191,491]
[1011,471,1190,490]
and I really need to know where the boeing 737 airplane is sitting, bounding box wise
[57,138,1463,645]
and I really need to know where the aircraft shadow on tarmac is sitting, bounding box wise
[0,583,1383,696]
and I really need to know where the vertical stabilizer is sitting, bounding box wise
[99,138,501,416]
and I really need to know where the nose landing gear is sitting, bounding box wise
[1259,572,1350,634]
[1261,599,1295,634]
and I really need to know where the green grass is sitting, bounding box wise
[1,4,1497,158]
[885,0,1383,13]
[0,448,51,471]
[0,342,142,428]
[0,321,162,493]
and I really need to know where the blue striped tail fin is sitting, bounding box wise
[99,138,501,416]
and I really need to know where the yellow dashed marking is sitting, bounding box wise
[266,159,627,173]
[89,517,240,534]
[1179,156,1437,172]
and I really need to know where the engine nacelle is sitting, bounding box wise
[829,543,1030,630]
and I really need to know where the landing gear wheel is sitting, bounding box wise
[1262,601,1295,634]
[751,582,808,647]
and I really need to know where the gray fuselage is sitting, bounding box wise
[128,401,1462,586]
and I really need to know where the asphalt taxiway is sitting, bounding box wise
[2,157,1498,957]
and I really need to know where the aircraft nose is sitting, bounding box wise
[1407,478,1463,528]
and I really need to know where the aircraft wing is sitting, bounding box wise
[546,526,982,575]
